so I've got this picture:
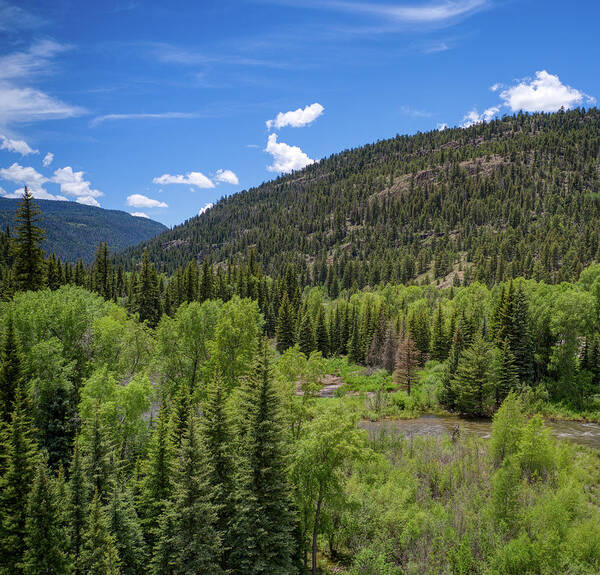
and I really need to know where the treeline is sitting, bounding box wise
[120,108,600,288]
[4,190,600,419]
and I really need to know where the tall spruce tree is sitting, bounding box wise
[315,307,329,357]
[81,490,120,575]
[108,481,147,575]
[22,460,72,575]
[0,314,23,423]
[152,414,222,574]
[134,249,161,328]
[276,292,296,353]
[393,336,420,395]
[201,376,234,568]
[297,312,315,357]
[13,187,45,292]
[67,441,89,575]
[137,406,174,551]
[228,340,296,574]
[0,385,38,574]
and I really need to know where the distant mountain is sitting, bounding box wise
[120,108,600,286]
[0,198,167,263]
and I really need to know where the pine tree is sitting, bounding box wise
[315,307,329,357]
[81,490,120,575]
[393,336,420,395]
[23,460,71,575]
[348,310,362,364]
[297,312,315,357]
[510,285,534,384]
[13,188,45,291]
[199,258,214,302]
[138,407,174,550]
[67,441,89,575]
[201,377,234,567]
[494,341,519,408]
[83,406,113,501]
[135,249,161,328]
[228,340,296,574]
[276,292,296,353]
[430,303,449,361]
[93,243,112,300]
[0,314,23,423]
[452,336,494,417]
[169,384,191,449]
[108,482,147,575]
[0,385,38,574]
[152,414,222,574]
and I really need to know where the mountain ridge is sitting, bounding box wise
[119,108,600,286]
[0,197,167,263]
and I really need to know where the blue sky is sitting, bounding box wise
[0,0,599,226]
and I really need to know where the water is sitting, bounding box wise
[361,415,600,450]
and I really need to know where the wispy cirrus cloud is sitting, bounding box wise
[0,40,85,127]
[262,0,490,29]
[90,111,205,127]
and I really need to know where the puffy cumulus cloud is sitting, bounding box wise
[153,171,214,189]
[2,186,66,201]
[215,169,239,185]
[52,166,102,204]
[0,134,38,155]
[126,194,168,208]
[131,211,150,218]
[499,71,594,113]
[461,106,499,127]
[0,162,47,191]
[76,195,100,207]
[198,202,214,216]
[265,134,315,173]
[42,152,53,166]
[266,102,324,130]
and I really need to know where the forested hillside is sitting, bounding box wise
[0,197,166,263]
[120,108,600,287]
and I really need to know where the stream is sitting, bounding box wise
[361,415,600,450]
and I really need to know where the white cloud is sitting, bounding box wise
[153,171,214,189]
[292,0,489,25]
[76,195,100,207]
[0,135,38,155]
[0,162,47,191]
[0,41,84,126]
[215,169,239,185]
[499,70,594,113]
[198,202,214,216]
[127,194,168,208]
[437,123,448,131]
[1,185,66,202]
[265,134,315,173]
[0,86,84,125]
[266,102,324,130]
[52,166,102,203]
[461,106,499,127]
[131,211,150,218]
[42,152,53,167]
[90,112,202,127]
